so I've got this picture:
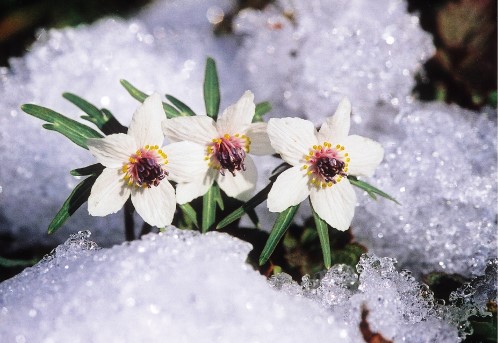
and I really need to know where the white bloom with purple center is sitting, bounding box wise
[162,91,274,203]
[86,94,205,227]
[266,98,384,231]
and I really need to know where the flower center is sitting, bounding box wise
[205,134,251,176]
[302,142,350,188]
[122,145,168,188]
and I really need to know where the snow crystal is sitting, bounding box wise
[271,254,461,342]
[0,228,351,342]
[234,0,434,121]
[353,102,497,278]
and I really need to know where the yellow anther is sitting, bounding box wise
[344,153,349,156]
[327,182,333,187]
[336,144,341,149]
[344,168,348,172]
[122,165,128,173]
[235,134,239,137]
[129,157,136,163]
[318,145,322,150]
[313,145,318,150]
[309,151,314,156]
[145,145,150,149]
[321,182,327,188]
[305,156,310,161]
[337,176,342,181]
[224,134,230,139]
[241,134,247,138]
[346,158,351,162]
[307,171,313,175]
[124,174,130,180]
[340,146,345,151]
[302,165,308,170]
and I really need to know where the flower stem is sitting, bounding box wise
[124,199,135,241]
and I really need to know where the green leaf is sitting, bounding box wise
[246,208,260,228]
[179,203,199,229]
[253,101,272,122]
[48,175,98,234]
[203,57,220,119]
[70,163,105,176]
[216,182,273,230]
[119,79,182,118]
[212,184,224,211]
[312,203,331,269]
[348,176,400,205]
[202,184,217,233]
[63,92,127,135]
[21,104,103,149]
[0,256,38,268]
[259,204,299,266]
[165,94,196,117]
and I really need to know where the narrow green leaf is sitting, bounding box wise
[212,184,224,211]
[48,175,98,234]
[203,57,220,119]
[216,182,273,229]
[63,93,127,135]
[253,101,272,122]
[348,176,400,205]
[22,104,103,149]
[311,202,331,269]
[259,204,299,266]
[0,256,38,268]
[119,79,182,118]
[70,163,105,176]
[165,94,196,116]
[179,203,199,229]
[202,185,217,233]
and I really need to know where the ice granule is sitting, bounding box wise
[353,102,497,278]
[0,227,351,342]
[272,254,461,342]
[234,0,434,122]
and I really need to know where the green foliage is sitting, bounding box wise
[179,203,199,229]
[70,163,105,177]
[202,184,218,233]
[259,204,300,266]
[348,176,400,205]
[203,57,220,120]
[0,256,38,268]
[311,204,331,269]
[253,101,272,122]
[48,175,98,234]
[165,94,197,117]
[119,79,183,118]
[21,104,103,149]
[63,92,127,135]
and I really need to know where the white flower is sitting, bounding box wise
[86,94,205,227]
[266,98,384,231]
[162,91,274,204]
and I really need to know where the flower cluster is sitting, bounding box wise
[86,92,384,231]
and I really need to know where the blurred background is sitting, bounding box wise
[0,0,496,109]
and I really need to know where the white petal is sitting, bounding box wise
[162,116,217,145]
[309,179,356,231]
[175,170,216,204]
[317,97,351,143]
[87,134,136,168]
[162,141,210,183]
[244,122,275,155]
[88,168,130,216]
[217,155,258,201]
[128,93,165,148]
[131,180,176,227]
[343,135,384,177]
[267,117,318,166]
[216,91,255,135]
[267,166,310,212]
